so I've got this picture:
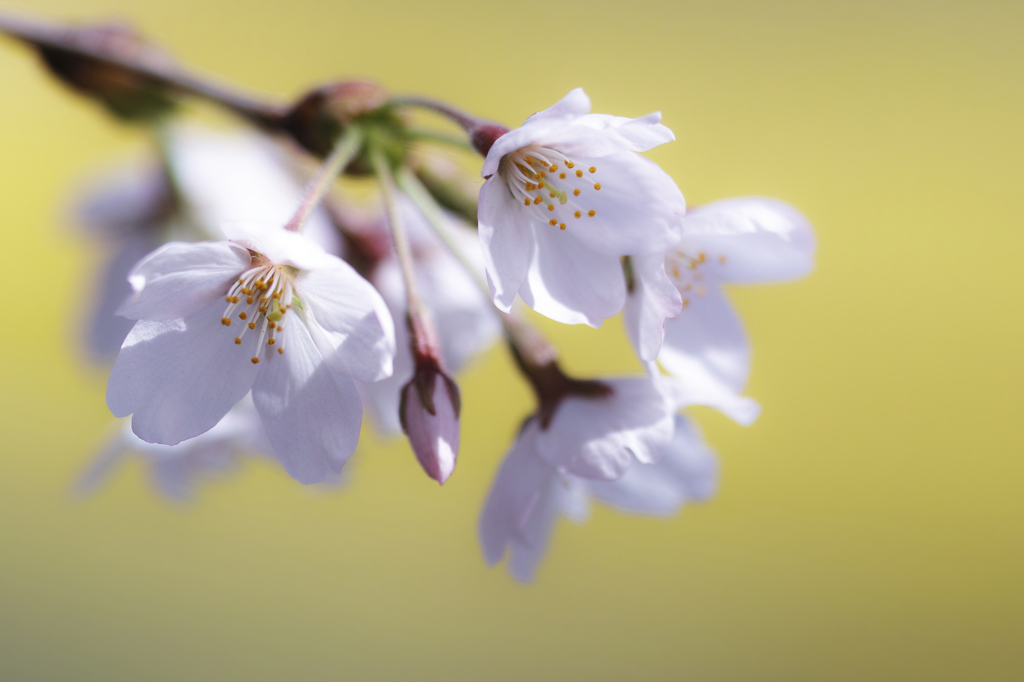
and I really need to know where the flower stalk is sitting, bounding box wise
[284,127,363,233]
[390,95,509,156]
[0,9,286,127]
[397,168,608,427]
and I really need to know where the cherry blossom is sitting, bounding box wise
[478,88,685,326]
[74,125,338,360]
[107,222,395,484]
[625,197,815,405]
[480,415,718,583]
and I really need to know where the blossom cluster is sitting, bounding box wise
[2,13,815,582]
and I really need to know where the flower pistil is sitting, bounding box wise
[219,261,297,363]
[501,146,602,231]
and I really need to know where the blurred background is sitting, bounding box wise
[0,0,1021,679]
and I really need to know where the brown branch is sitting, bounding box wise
[0,8,287,129]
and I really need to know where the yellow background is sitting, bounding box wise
[1,0,1021,679]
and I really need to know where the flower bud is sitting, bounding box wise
[283,81,407,172]
[469,123,509,157]
[35,22,178,121]
[399,367,461,485]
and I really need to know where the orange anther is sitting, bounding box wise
[588,209,596,217]
[574,211,582,219]
[221,318,231,326]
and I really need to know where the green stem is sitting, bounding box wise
[284,127,362,232]
[396,169,552,363]
[371,149,433,361]
[407,129,473,151]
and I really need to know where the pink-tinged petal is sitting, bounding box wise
[585,415,718,514]
[561,153,685,257]
[252,320,363,484]
[659,285,750,396]
[222,222,338,272]
[624,254,683,362]
[535,377,675,480]
[478,176,535,312]
[519,224,626,327]
[401,373,460,485]
[107,300,261,445]
[297,257,396,383]
[680,198,816,284]
[116,241,251,321]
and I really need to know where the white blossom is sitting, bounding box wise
[625,198,815,415]
[74,125,338,360]
[478,88,685,326]
[107,222,395,484]
[479,414,717,583]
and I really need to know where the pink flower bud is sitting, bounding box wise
[400,369,461,485]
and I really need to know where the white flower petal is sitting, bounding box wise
[479,426,553,567]
[166,125,339,250]
[117,241,251,321]
[222,222,338,272]
[478,176,535,311]
[87,233,159,360]
[297,257,396,383]
[252,320,363,484]
[524,87,592,125]
[107,300,261,445]
[519,224,626,327]
[481,89,593,177]
[507,471,588,584]
[535,377,675,480]
[659,285,751,396]
[679,198,816,284]
[661,374,762,427]
[534,115,673,159]
[623,254,683,362]
[562,153,684,256]
[586,415,718,514]
[572,112,676,152]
